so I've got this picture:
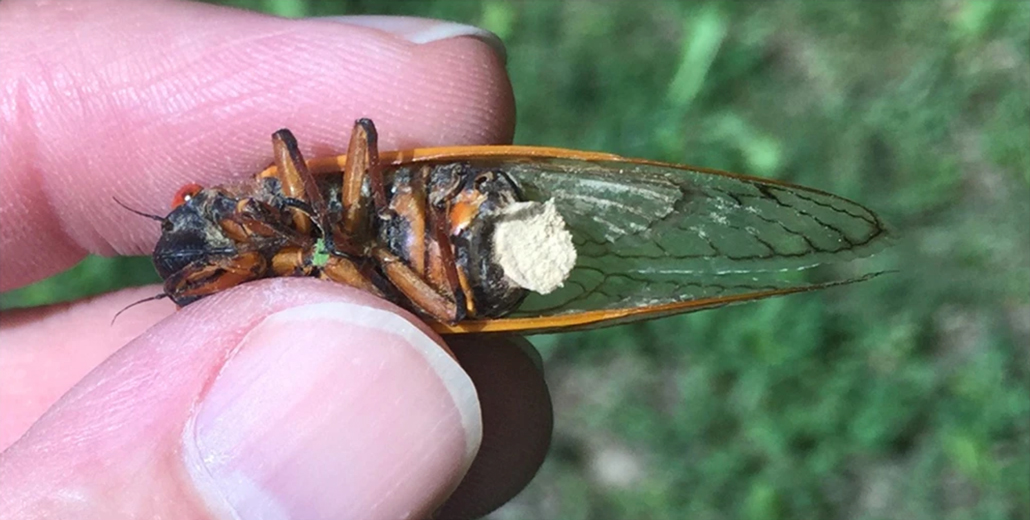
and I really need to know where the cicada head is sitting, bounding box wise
[152,187,238,282]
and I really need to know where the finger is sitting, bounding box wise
[1,277,482,520]
[0,286,555,517]
[438,336,553,520]
[0,286,176,451]
[0,0,514,290]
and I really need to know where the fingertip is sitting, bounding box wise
[428,34,516,146]
[2,278,482,520]
[324,15,508,64]
[315,15,515,145]
[187,298,482,520]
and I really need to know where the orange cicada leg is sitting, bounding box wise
[372,246,462,323]
[341,118,386,243]
[386,164,469,318]
[387,165,429,274]
[425,193,469,317]
[270,244,382,296]
[216,198,296,244]
[270,246,317,277]
[347,131,469,324]
[319,256,384,296]
[271,130,333,239]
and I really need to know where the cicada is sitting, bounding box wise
[142,119,890,334]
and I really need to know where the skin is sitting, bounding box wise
[0,1,551,519]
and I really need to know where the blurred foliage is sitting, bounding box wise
[0,256,158,308]
[3,1,1028,519]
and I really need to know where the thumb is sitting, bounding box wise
[0,278,482,520]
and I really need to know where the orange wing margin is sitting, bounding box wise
[258,144,851,200]
[428,272,886,335]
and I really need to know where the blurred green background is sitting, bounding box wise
[3,1,1027,519]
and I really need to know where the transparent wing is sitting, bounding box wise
[457,156,891,318]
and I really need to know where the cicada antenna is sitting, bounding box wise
[111,293,168,326]
[112,197,165,222]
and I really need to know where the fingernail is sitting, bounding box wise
[184,302,481,520]
[321,15,507,63]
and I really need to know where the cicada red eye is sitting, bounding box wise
[171,183,203,208]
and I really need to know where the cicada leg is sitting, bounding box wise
[373,163,470,322]
[320,256,384,296]
[163,250,267,305]
[270,246,317,277]
[425,188,470,317]
[340,118,386,242]
[271,245,383,295]
[219,198,306,247]
[372,245,468,324]
[271,130,333,240]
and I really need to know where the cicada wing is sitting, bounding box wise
[421,153,890,333]
[487,156,891,320]
[311,146,892,335]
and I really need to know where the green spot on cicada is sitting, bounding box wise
[312,238,330,267]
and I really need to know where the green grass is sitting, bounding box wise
[4,1,1028,519]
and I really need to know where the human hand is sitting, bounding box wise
[0,1,552,519]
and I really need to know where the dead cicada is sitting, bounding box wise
[141,118,890,334]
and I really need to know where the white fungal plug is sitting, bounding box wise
[492,199,577,294]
